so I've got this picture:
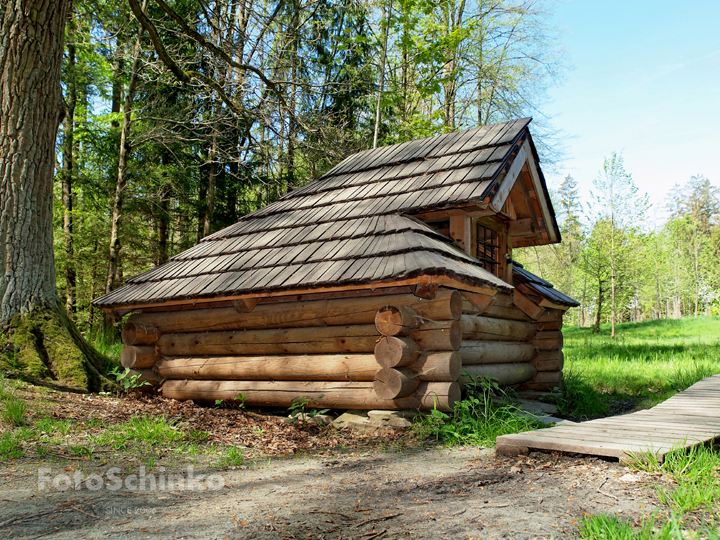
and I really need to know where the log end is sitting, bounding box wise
[448,320,463,350]
[449,290,463,320]
[375,305,420,336]
[120,346,137,369]
[122,321,160,346]
[374,368,419,400]
[374,336,420,368]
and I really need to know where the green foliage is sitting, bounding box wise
[517,167,720,331]
[0,431,24,460]
[214,393,246,410]
[91,416,185,450]
[217,446,245,467]
[111,367,151,392]
[114,416,185,446]
[286,395,330,425]
[629,444,720,515]
[558,317,720,419]
[578,513,704,540]
[1,395,28,427]
[416,376,539,446]
[579,514,644,539]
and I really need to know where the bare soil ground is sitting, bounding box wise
[0,446,666,539]
[0,387,667,539]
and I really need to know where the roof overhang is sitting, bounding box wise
[491,134,560,247]
[101,273,504,316]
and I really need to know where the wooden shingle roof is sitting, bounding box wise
[94,119,534,309]
[513,263,580,307]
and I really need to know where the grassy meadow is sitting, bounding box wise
[563,316,720,538]
[559,316,720,419]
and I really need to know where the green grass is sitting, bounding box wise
[578,512,706,540]
[87,327,124,362]
[1,395,27,426]
[416,378,541,446]
[560,316,720,419]
[216,446,245,467]
[0,373,8,401]
[628,444,720,515]
[0,431,24,460]
[91,415,186,449]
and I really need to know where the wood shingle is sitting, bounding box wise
[94,119,538,309]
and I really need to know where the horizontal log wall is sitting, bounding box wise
[460,341,536,365]
[117,286,567,407]
[161,380,461,412]
[458,291,538,389]
[117,288,469,410]
[460,363,537,386]
[522,308,565,391]
[126,289,462,336]
[154,351,461,383]
[156,354,380,381]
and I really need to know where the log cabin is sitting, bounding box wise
[93,118,578,412]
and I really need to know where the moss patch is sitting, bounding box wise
[2,306,118,392]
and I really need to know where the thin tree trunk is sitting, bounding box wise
[694,226,699,317]
[88,239,99,329]
[373,0,392,149]
[0,0,71,324]
[105,0,147,305]
[610,194,616,338]
[593,279,603,334]
[203,131,218,237]
[197,183,207,244]
[62,11,77,316]
[157,152,170,266]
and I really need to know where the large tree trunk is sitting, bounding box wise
[0,0,117,392]
[0,0,70,324]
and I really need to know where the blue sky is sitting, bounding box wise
[543,0,720,217]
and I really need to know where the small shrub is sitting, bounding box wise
[214,393,246,410]
[111,367,151,392]
[68,443,94,458]
[189,429,211,441]
[557,369,609,419]
[416,376,540,447]
[1,395,27,426]
[630,444,720,515]
[286,395,329,426]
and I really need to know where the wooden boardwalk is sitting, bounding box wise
[497,374,720,462]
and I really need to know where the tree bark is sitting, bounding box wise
[0,1,118,391]
[105,0,147,305]
[0,0,71,324]
[62,11,77,316]
[611,209,616,338]
[372,0,392,149]
[593,278,603,334]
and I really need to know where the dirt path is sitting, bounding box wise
[0,447,660,539]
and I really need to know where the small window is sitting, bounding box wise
[477,223,500,275]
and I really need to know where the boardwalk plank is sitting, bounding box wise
[496,375,720,460]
